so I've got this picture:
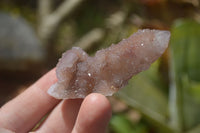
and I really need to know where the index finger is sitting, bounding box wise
[0,69,60,133]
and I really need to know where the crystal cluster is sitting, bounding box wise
[48,29,170,99]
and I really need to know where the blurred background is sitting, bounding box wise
[0,0,200,132]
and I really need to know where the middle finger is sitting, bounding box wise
[37,99,83,133]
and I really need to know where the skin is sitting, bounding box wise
[0,69,112,133]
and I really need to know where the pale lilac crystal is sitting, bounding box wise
[48,29,170,99]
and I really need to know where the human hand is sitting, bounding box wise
[0,69,112,133]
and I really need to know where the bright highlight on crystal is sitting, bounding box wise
[48,29,170,99]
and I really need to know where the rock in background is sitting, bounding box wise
[0,12,46,106]
[0,12,45,70]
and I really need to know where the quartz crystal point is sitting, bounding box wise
[48,29,170,99]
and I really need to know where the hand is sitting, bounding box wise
[0,69,112,133]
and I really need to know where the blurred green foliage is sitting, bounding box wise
[110,114,148,133]
[170,19,200,131]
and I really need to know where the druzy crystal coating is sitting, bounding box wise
[48,29,170,99]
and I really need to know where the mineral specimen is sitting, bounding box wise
[48,29,170,99]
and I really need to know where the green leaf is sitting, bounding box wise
[110,114,148,133]
[110,114,134,133]
[170,19,200,130]
[117,61,170,131]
